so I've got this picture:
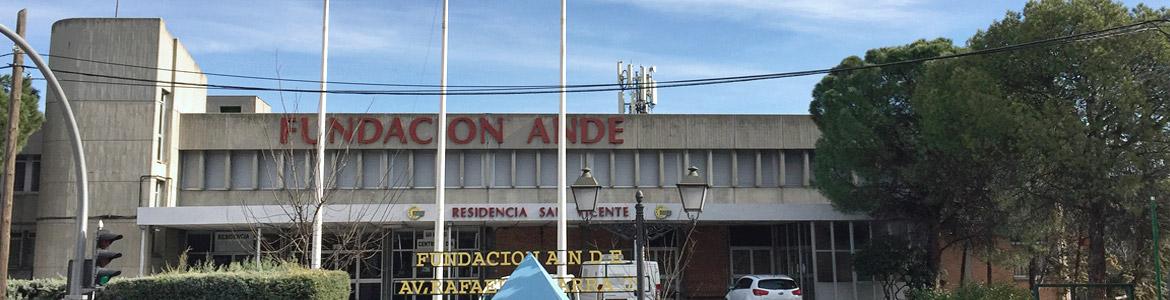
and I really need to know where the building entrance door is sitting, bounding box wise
[730,247,774,278]
[390,227,483,300]
[323,248,382,300]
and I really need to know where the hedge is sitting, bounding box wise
[96,268,349,300]
[5,262,348,300]
[7,278,66,300]
[908,284,1031,300]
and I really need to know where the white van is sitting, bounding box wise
[578,260,661,300]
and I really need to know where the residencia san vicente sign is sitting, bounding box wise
[278,115,627,145]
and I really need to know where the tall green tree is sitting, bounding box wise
[814,1,1170,297]
[964,0,1170,291]
[810,38,988,287]
[0,75,43,155]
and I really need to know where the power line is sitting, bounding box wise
[41,53,559,90]
[17,19,1170,96]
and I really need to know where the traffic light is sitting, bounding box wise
[93,221,123,287]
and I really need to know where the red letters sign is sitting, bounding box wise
[279,115,625,146]
[450,205,630,219]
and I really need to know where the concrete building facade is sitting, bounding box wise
[8,18,1031,300]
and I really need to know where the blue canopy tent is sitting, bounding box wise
[492,253,570,300]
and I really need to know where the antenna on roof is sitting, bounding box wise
[617,61,658,114]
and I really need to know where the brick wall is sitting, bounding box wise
[681,225,729,300]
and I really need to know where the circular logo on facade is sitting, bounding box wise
[406,206,425,220]
[654,205,672,219]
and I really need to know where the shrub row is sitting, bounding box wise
[7,278,65,300]
[96,268,349,300]
[6,262,348,300]
[908,284,1031,300]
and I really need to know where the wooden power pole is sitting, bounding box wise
[0,9,27,299]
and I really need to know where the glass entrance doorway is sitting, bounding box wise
[321,233,385,300]
[390,227,483,300]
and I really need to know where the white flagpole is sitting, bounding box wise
[434,0,449,298]
[311,0,330,270]
[557,0,569,277]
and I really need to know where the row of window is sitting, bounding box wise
[13,155,39,193]
[180,149,816,190]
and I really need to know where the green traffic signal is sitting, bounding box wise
[93,226,123,287]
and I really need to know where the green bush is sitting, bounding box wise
[7,277,66,300]
[908,284,1030,300]
[96,261,349,300]
[5,260,348,300]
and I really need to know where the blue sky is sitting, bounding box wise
[1,0,1167,114]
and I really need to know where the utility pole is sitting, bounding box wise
[0,9,27,300]
[310,0,329,270]
[556,0,568,278]
[433,1,449,299]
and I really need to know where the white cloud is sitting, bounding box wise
[591,0,940,35]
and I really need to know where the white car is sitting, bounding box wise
[725,275,803,300]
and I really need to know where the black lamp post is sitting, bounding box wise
[634,190,647,300]
[579,166,708,300]
[571,168,601,213]
[571,168,601,250]
[677,166,710,220]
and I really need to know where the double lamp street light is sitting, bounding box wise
[570,166,710,300]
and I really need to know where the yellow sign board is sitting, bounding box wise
[414,250,624,268]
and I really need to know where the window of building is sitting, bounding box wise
[662,151,681,186]
[360,150,384,189]
[731,248,773,279]
[13,157,25,192]
[180,151,201,189]
[784,150,805,186]
[538,150,557,188]
[152,179,166,207]
[219,106,242,113]
[736,150,756,187]
[29,157,39,192]
[812,221,870,284]
[492,151,511,187]
[514,150,537,187]
[413,151,435,188]
[637,150,659,187]
[257,151,280,189]
[565,150,583,185]
[281,150,311,189]
[711,150,732,187]
[8,231,35,275]
[760,150,779,187]
[613,150,635,187]
[204,150,229,190]
[329,150,358,189]
[230,151,256,189]
[730,226,774,280]
[12,155,39,193]
[387,150,410,188]
[463,151,485,187]
[588,150,610,187]
[155,90,171,162]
